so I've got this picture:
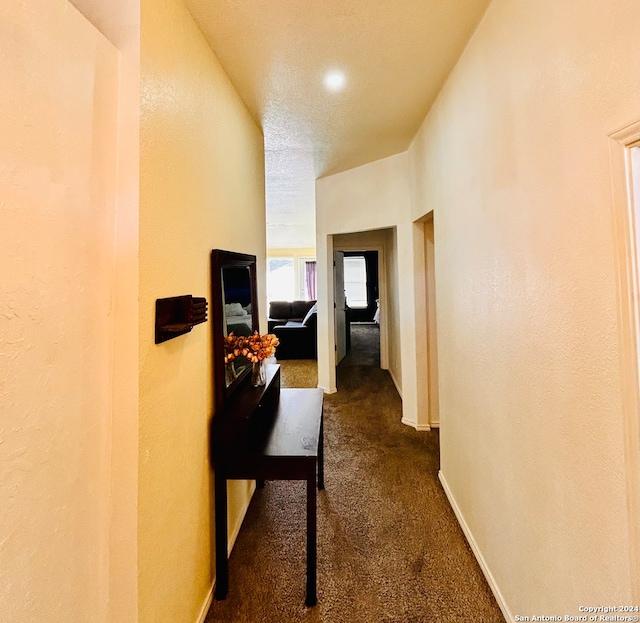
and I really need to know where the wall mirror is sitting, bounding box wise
[211,250,259,414]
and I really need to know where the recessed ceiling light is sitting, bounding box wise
[324,70,346,92]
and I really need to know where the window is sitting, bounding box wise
[343,256,367,308]
[267,257,294,302]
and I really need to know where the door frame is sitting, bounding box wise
[332,243,388,370]
[423,214,440,428]
[609,120,640,600]
[334,251,347,364]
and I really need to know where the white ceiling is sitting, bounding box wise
[184,0,492,248]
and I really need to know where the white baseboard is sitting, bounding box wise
[438,471,511,623]
[197,481,256,623]
[388,368,402,398]
[228,481,256,551]
[401,417,431,431]
[320,385,337,394]
[196,481,256,623]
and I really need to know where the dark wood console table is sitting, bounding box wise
[211,364,324,607]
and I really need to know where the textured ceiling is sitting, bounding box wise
[183,0,492,247]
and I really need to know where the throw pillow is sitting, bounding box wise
[302,303,318,326]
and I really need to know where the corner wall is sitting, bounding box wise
[316,154,426,424]
[140,0,266,620]
[68,0,142,619]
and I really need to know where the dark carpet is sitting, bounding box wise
[340,323,380,368]
[205,326,504,623]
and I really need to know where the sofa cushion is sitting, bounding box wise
[272,314,317,359]
[269,301,292,319]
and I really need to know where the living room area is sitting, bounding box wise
[266,247,381,366]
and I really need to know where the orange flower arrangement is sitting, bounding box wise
[224,331,279,364]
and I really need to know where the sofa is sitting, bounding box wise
[268,300,317,359]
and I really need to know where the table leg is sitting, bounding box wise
[318,413,325,490]
[214,472,228,600]
[305,471,317,607]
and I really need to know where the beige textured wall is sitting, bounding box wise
[139,0,266,621]
[0,1,119,620]
[410,0,640,613]
[316,154,411,235]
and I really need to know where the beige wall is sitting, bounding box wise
[139,0,266,621]
[316,153,411,235]
[0,1,120,620]
[411,0,640,613]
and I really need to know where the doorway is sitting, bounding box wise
[338,250,380,368]
[322,231,391,395]
[609,122,640,600]
[424,215,440,427]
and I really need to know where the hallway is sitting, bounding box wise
[205,356,504,622]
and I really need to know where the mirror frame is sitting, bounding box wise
[211,249,259,415]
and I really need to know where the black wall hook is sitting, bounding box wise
[155,295,208,344]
